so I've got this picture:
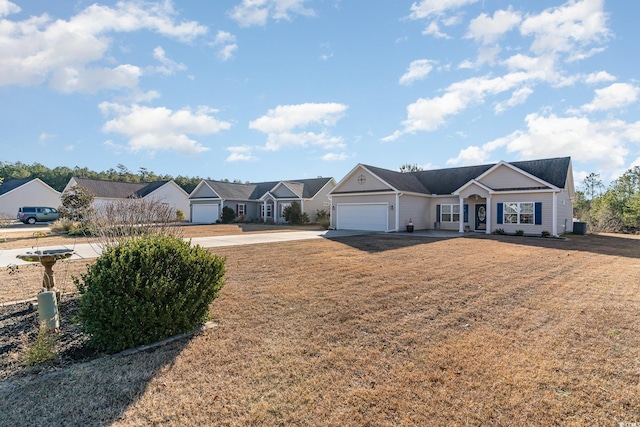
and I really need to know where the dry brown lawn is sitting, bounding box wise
[1,229,639,426]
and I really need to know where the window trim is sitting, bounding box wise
[440,204,461,223]
[502,201,535,225]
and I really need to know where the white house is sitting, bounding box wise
[329,157,575,237]
[63,177,191,221]
[0,178,61,218]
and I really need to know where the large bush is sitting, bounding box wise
[75,234,226,353]
[283,201,309,225]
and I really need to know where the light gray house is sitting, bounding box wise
[0,178,61,218]
[189,177,336,224]
[63,177,191,221]
[329,157,575,236]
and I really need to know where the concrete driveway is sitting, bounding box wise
[0,229,372,268]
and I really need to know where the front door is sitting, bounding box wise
[475,204,486,230]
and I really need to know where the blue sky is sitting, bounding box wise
[1,0,638,187]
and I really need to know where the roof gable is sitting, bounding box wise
[69,178,172,199]
[0,178,34,196]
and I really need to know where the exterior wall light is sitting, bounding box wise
[390,204,394,210]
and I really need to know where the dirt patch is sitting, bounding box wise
[1,232,639,425]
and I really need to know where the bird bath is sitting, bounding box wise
[16,249,74,299]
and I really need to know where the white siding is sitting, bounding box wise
[0,180,61,218]
[145,182,190,221]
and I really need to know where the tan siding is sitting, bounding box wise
[491,193,554,235]
[399,195,430,230]
[557,190,573,235]
[302,181,334,222]
[480,165,545,189]
[273,186,297,198]
[191,184,218,198]
[433,196,464,231]
[335,168,394,193]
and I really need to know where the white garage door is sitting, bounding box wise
[192,204,219,224]
[337,203,388,231]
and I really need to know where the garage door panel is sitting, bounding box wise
[192,204,219,223]
[337,204,388,231]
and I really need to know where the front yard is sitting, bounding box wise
[1,231,639,425]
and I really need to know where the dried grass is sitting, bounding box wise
[1,231,639,426]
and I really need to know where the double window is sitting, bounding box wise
[503,202,534,224]
[440,204,460,222]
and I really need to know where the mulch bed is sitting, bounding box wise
[0,295,101,381]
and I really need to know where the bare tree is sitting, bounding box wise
[399,163,423,173]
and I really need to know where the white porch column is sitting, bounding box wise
[262,200,266,222]
[274,201,278,224]
[485,196,492,234]
[552,192,558,237]
[395,193,400,231]
[458,197,464,233]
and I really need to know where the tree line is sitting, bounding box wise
[0,161,244,194]
[574,167,640,234]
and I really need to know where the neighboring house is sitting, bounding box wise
[189,177,336,224]
[63,177,191,221]
[0,178,61,218]
[329,157,575,237]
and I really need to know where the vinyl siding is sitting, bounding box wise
[479,165,546,190]
[433,196,463,231]
[272,185,297,198]
[302,181,334,222]
[0,180,61,217]
[335,168,394,193]
[399,194,430,230]
[492,193,554,234]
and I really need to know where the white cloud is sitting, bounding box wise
[0,0,20,17]
[384,73,532,140]
[447,113,640,172]
[226,145,258,162]
[466,9,521,45]
[422,21,451,39]
[584,71,616,84]
[494,86,533,114]
[211,31,238,61]
[99,103,231,156]
[446,145,490,166]
[399,59,436,86]
[38,132,55,144]
[321,152,349,161]
[250,102,348,151]
[581,83,640,112]
[152,46,187,75]
[409,0,478,20]
[229,0,315,27]
[520,0,609,57]
[0,1,207,91]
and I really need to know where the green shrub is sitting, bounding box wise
[492,228,506,235]
[316,209,330,229]
[221,206,236,224]
[541,230,551,238]
[283,201,309,225]
[175,209,186,222]
[515,229,524,236]
[25,323,57,366]
[75,234,226,353]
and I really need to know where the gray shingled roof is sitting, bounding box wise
[72,178,170,199]
[197,177,333,200]
[0,178,34,196]
[358,157,570,195]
